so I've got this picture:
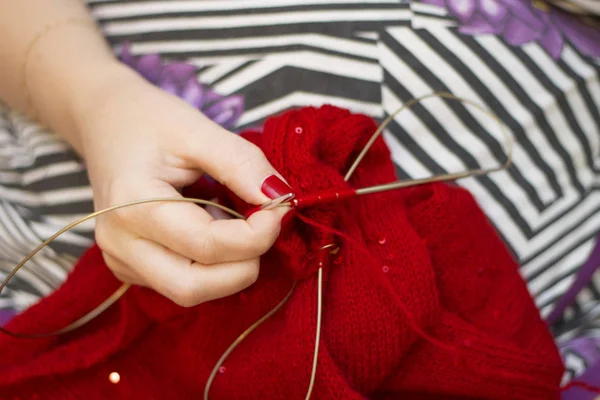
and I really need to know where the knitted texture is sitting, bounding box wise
[0,105,563,399]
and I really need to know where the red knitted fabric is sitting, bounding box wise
[0,106,563,399]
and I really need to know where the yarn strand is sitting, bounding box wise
[561,380,600,394]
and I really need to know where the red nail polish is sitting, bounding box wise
[261,175,293,199]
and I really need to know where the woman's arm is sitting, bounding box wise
[0,1,292,307]
[0,0,125,153]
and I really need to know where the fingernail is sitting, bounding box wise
[261,175,293,200]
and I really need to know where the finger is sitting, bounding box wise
[205,198,233,221]
[136,183,286,265]
[113,271,145,286]
[123,237,260,307]
[102,252,146,286]
[175,117,293,205]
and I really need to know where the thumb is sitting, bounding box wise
[180,118,292,205]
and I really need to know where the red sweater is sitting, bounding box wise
[0,106,563,399]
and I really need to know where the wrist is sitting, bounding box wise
[24,22,131,154]
[71,63,149,164]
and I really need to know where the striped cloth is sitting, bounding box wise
[1,0,599,384]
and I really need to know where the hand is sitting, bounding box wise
[72,65,291,307]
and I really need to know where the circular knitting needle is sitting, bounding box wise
[0,197,244,339]
[0,92,511,339]
[203,282,297,400]
[344,91,512,182]
[295,91,513,399]
[276,92,512,210]
[0,91,514,400]
[304,267,323,400]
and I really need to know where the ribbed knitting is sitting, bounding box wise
[0,105,564,399]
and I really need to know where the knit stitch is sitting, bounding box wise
[0,105,563,399]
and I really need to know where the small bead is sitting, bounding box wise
[219,366,226,374]
[464,339,472,347]
[295,127,303,134]
[109,372,120,384]
[378,237,387,245]
[382,265,389,273]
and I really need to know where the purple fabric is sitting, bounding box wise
[420,0,600,59]
[563,337,600,362]
[560,337,600,386]
[550,235,600,398]
[0,309,15,326]
[561,360,600,399]
[118,43,245,131]
[546,234,600,325]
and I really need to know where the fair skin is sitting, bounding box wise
[0,0,289,307]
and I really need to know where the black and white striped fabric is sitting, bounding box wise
[385,6,600,326]
[1,0,599,380]
[0,107,88,311]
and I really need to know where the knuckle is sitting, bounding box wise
[253,232,274,255]
[145,201,170,227]
[241,260,260,287]
[106,188,139,224]
[171,295,198,308]
[237,143,264,169]
[111,271,129,283]
[238,141,264,160]
[111,206,133,225]
[101,252,126,275]
[194,234,219,264]
[242,224,276,257]
[240,237,268,259]
[168,280,205,308]
[104,181,149,226]
[221,142,265,185]
[95,225,113,253]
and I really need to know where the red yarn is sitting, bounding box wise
[295,212,370,255]
[561,380,600,394]
[0,105,564,399]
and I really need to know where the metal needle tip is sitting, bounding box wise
[260,193,295,210]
